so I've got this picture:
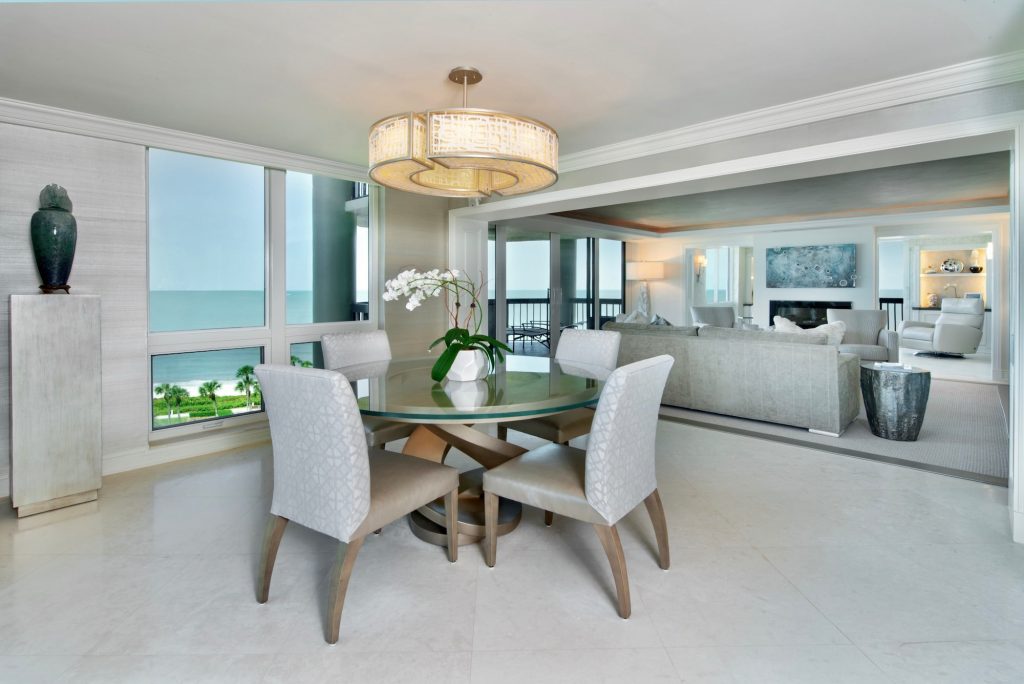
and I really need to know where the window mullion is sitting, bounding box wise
[267,168,288,365]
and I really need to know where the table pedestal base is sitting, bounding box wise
[402,426,527,547]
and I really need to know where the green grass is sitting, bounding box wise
[152,393,261,423]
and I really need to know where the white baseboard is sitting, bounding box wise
[1014,510,1024,544]
[102,427,271,476]
[0,426,271,503]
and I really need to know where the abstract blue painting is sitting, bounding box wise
[766,244,857,288]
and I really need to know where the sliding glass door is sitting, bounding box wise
[491,226,623,357]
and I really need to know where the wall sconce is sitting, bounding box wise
[625,261,665,318]
[694,254,707,282]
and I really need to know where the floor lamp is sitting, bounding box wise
[625,261,665,318]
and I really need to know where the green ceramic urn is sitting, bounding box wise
[30,184,77,293]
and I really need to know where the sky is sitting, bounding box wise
[488,236,624,297]
[149,149,265,291]
[150,149,367,298]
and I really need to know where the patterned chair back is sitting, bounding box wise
[555,329,621,372]
[584,355,674,524]
[321,330,392,370]
[255,364,371,543]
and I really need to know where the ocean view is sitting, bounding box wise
[150,288,624,400]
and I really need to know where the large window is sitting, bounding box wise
[148,149,375,435]
[703,246,734,304]
[286,172,370,324]
[151,348,264,429]
[149,149,265,332]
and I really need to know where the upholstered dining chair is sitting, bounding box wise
[254,364,460,644]
[497,328,621,526]
[321,330,416,448]
[483,354,675,618]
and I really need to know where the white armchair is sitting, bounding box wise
[826,309,899,362]
[690,306,737,328]
[899,298,984,357]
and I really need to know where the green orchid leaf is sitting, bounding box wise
[430,344,462,381]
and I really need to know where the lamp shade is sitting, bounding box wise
[626,261,665,281]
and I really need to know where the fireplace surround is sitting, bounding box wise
[769,300,852,329]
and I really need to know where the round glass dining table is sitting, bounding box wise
[332,355,608,546]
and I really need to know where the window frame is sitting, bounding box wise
[146,152,381,442]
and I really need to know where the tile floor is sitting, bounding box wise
[1,421,1023,683]
[899,347,994,383]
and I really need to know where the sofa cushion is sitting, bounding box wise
[698,325,828,345]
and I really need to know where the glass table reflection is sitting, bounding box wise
[331,355,608,547]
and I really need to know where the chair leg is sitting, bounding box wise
[484,491,498,567]
[256,515,288,603]
[593,524,631,619]
[544,510,554,526]
[643,488,670,570]
[326,536,365,644]
[445,486,459,563]
[497,425,508,441]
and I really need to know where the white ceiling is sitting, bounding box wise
[0,1,1022,167]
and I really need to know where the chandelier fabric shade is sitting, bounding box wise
[368,69,558,198]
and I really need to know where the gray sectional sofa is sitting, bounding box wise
[603,322,860,436]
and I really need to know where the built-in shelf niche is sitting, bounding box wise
[918,246,987,307]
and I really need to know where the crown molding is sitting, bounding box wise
[0,96,368,180]
[559,50,1024,173]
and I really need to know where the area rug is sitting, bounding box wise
[660,379,1009,486]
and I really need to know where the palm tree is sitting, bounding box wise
[199,380,222,418]
[251,381,262,408]
[290,355,313,368]
[154,383,174,420]
[167,385,188,420]
[235,365,256,408]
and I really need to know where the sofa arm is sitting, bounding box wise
[933,323,983,355]
[877,328,900,362]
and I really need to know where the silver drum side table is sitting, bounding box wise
[859,363,931,441]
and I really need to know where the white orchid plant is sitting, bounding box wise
[383,268,511,381]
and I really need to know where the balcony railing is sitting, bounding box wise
[880,297,904,330]
[487,297,624,337]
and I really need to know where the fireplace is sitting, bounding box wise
[769,300,851,329]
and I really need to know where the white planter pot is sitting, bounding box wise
[446,349,489,382]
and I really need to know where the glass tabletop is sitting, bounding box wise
[332,355,608,424]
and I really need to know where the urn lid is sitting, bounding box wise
[38,184,72,212]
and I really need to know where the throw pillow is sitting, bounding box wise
[650,314,673,326]
[773,315,801,333]
[622,309,647,324]
[772,316,846,345]
[812,320,846,346]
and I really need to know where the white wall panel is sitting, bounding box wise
[0,123,148,495]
